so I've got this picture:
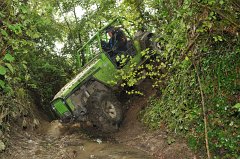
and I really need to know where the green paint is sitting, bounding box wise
[66,98,75,111]
[51,17,150,119]
[52,99,69,116]
[93,53,118,86]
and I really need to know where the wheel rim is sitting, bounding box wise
[103,101,117,119]
[154,41,163,52]
[150,37,163,52]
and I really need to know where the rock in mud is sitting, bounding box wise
[0,140,5,152]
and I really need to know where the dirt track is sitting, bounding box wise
[0,80,195,159]
[115,80,194,159]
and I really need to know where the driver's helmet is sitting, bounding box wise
[105,26,115,33]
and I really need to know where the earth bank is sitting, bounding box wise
[0,80,196,159]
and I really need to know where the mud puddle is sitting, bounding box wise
[0,120,153,159]
[1,79,195,159]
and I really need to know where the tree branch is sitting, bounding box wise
[73,4,85,66]
[193,60,211,159]
[199,4,240,29]
[56,0,76,44]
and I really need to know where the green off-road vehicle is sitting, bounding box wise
[51,18,157,133]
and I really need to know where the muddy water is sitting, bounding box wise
[1,120,153,159]
[1,79,194,159]
[46,121,153,159]
[63,140,153,159]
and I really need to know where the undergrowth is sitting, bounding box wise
[142,41,240,158]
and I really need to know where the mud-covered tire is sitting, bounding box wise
[86,90,123,133]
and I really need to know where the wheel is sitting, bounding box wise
[150,37,164,53]
[86,90,123,133]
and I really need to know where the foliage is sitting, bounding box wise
[0,0,239,158]
[0,0,71,134]
[134,0,240,158]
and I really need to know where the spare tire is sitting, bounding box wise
[86,90,123,133]
[150,37,164,53]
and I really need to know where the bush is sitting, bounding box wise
[142,40,240,158]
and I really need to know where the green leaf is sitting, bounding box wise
[4,84,13,94]
[0,12,5,18]
[0,80,5,88]
[27,84,37,89]
[22,63,28,70]
[20,6,28,13]
[116,55,120,62]
[233,103,240,111]
[0,66,7,75]
[4,54,15,62]
[7,24,22,34]
[1,29,8,36]
[5,63,14,73]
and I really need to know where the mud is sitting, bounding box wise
[1,120,153,159]
[115,80,195,159]
[0,79,196,159]
[115,96,194,159]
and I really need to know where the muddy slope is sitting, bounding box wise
[115,80,195,159]
[0,80,195,159]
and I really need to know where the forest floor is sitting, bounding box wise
[0,80,197,159]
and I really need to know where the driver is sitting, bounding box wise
[101,26,127,55]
